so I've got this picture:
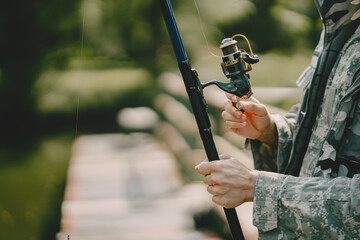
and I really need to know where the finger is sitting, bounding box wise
[225,120,246,128]
[207,185,225,196]
[221,111,235,121]
[212,195,227,207]
[239,101,266,115]
[194,158,209,170]
[207,185,215,195]
[203,173,221,185]
[195,161,212,175]
[203,174,212,185]
[222,111,247,125]
[222,111,245,122]
[225,93,236,102]
[223,101,242,118]
[244,96,260,104]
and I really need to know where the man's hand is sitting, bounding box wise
[222,94,278,147]
[195,154,259,208]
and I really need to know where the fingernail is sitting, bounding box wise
[235,111,241,118]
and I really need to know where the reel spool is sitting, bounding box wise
[202,34,259,100]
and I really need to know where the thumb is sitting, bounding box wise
[219,153,232,160]
[195,161,212,175]
[240,101,266,115]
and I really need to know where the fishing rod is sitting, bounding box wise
[158,1,259,239]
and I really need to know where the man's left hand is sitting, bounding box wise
[195,154,259,208]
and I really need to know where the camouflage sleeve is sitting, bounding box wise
[250,105,298,173]
[253,172,360,239]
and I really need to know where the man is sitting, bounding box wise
[196,0,360,238]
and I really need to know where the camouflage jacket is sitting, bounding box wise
[250,1,360,239]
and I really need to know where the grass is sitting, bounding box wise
[0,135,72,240]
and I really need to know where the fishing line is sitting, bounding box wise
[67,3,86,238]
[74,96,80,139]
[193,0,222,58]
[74,1,87,139]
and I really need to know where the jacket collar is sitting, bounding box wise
[314,0,360,41]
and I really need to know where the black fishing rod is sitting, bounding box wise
[158,1,259,239]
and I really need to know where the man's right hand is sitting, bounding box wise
[222,94,278,147]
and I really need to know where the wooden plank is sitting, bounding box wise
[57,133,221,240]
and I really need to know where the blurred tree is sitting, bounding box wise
[83,0,172,73]
[0,0,80,144]
[0,0,322,145]
[216,0,321,53]
[277,0,322,49]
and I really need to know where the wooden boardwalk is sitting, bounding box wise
[56,133,222,240]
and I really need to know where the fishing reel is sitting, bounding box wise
[202,34,259,100]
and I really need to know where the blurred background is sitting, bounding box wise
[0,0,322,239]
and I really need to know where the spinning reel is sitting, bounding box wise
[202,34,259,108]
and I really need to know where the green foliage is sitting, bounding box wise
[83,0,166,71]
[215,0,322,52]
[277,0,323,48]
[194,208,232,240]
[0,0,81,140]
[0,136,72,240]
